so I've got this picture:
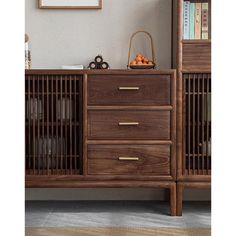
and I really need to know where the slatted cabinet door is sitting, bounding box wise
[182,73,211,179]
[25,74,82,176]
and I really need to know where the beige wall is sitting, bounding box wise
[26,0,172,69]
[25,0,210,201]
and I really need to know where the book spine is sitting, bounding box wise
[195,3,202,39]
[202,3,209,39]
[189,3,195,39]
[183,1,190,39]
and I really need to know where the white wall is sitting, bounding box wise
[25,0,211,201]
[26,0,172,69]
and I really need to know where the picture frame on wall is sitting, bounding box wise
[39,0,102,9]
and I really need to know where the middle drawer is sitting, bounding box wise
[88,110,171,140]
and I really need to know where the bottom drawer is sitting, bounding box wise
[88,145,171,176]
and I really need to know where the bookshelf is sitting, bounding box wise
[176,0,211,215]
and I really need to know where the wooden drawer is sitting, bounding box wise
[88,145,171,175]
[88,110,171,140]
[87,74,171,106]
[183,41,211,71]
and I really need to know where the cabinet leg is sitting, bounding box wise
[170,184,177,216]
[177,183,184,216]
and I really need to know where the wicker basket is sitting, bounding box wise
[127,31,156,69]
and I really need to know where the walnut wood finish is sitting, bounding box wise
[177,182,211,216]
[182,40,211,72]
[88,110,171,140]
[176,0,212,216]
[87,144,171,176]
[25,69,177,216]
[87,74,171,106]
[25,74,82,176]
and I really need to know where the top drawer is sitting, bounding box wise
[87,74,171,106]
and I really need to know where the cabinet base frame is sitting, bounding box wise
[176,181,211,216]
[26,179,176,216]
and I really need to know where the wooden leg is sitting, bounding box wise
[170,184,177,216]
[177,183,184,216]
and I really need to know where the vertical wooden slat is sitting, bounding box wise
[47,76,49,175]
[27,77,31,173]
[56,76,58,174]
[183,75,186,175]
[206,74,210,174]
[192,74,195,174]
[70,76,73,174]
[74,76,77,173]
[51,76,54,173]
[188,74,191,174]
[60,76,63,171]
[65,76,68,173]
[197,76,200,175]
[201,74,205,173]
[37,76,40,175]
[42,76,45,174]
[33,76,36,174]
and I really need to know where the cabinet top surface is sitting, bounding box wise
[25,69,176,76]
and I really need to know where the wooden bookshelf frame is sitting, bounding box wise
[176,0,211,216]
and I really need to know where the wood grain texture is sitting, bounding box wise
[88,110,171,140]
[182,41,211,71]
[87,74,171,106]
[25,69,177,216]
[176,0,211,216]
[176,181,211,216]
[87,144,171,176]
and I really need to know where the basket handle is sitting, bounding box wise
[127,31,156,68]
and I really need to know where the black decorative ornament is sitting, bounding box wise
[88,55,110,69]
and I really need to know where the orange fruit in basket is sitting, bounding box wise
[137,61,143,65]
[130,60,137,65]
[136,56,142,63]
[148,61,153,65]
[136,53,143,58]
[143,57,149,63]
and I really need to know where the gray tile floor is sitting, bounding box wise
[25,201,211,228]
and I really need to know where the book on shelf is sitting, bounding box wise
[189,3,195,39]
[183,0,190,39]
[182,1,210,40]
[195,2,202,39]
[202,3,209,39]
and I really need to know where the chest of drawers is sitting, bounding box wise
[25,69,177,215]
[84,71,176,181]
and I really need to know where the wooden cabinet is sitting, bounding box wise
[25,69,177,216]
[176,0,212,216]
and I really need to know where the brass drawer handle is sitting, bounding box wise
[119,122,139,126]
[118,87,140,91]
[118,157,140,161]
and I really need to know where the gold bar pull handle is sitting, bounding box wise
[118,87,140,91]
[118,157,140,161]
[119,122,139,126]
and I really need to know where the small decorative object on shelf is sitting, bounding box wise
[88,55,110,69]
[127,31,156,69]
[25,34,31,69]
